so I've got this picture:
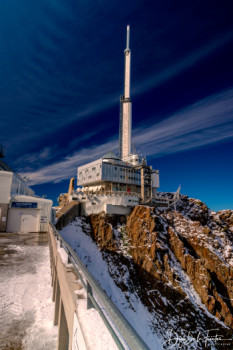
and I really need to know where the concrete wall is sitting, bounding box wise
[0,203,8,232]
[151,172,160,188]
[9,195,53,232]
[80,194,138,216]
[49,225,87,350]
[56,202,80,230]
[0,171,49,232]
[104,204,132,215]
[6,208,40,233]
[77,158,102,186]
[0,171,12,203]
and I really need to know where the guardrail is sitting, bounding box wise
[74,190,177,203]
[50,223,150,350]
[75,190,142,198]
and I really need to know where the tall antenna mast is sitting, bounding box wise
[124,25,131,100]
[126,24,130,50]
[119,25,132,160]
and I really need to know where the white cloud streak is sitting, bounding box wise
[5,30,233,154]
[133,88,233,157]
[21,88,233,185]
[15,146,58,167]
[21,140,118,185]
[132,30,233,96]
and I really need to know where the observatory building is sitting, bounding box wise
[74,26,160,215]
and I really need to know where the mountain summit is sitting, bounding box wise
[61,194,233,348]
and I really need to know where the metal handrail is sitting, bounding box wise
[49,223,150,350]
[76,190,142,198]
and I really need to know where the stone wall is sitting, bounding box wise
[56,202,80,230]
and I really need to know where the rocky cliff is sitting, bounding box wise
[87,195,233,347]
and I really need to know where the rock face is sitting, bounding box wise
[126,200,233,329]
[87,213,114,249]
[89,196,233,331]
[87,213,126,250]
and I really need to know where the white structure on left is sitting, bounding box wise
[0,160,53,233]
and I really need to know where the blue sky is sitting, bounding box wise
[1,0,233,211]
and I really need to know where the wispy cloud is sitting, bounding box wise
[132,30,233,95]
[3,30,233,156]
[15,145,58,169]
[21,140,118,185]
[134,88,233,157]
[21,88,233,186]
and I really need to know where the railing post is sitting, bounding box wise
[57,300,69,350]
[87,281,95,309]
[54,279,60,325]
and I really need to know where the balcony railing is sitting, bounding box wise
[49,223,150,350]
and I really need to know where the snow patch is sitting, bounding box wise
[60,218,164,350]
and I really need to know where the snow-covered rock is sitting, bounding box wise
[60,195,233,348]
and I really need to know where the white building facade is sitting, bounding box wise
[78,155,142,191]
[0,169,53,233]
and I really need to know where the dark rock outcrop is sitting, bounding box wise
[89,196,233,331]
[87,212,126,250]
[125,199,233,329]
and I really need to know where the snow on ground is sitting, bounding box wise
[55,241,119,350]
[0,234,57,350]
[22,246,57,350]
[60,217,164,350]
[77,298,120,350]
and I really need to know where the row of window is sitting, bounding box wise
[120,175,140,180]
[79,165,102,176]
[11,181,34,196]
[87,173,100,179]
[113,166,140,174]
[92,165,102,171]
[78,163,141,184]
[79,164,140,175]
[103,165,140,175]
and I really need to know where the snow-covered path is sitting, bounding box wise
[0,232,57,350]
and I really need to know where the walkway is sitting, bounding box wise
[0,232,57,350]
